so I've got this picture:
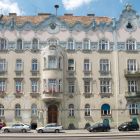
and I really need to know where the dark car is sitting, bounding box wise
[87,123,110,132]
[118,122,139,131]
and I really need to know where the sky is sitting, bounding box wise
[0,0,140,18]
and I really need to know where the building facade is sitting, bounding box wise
[0,4,140,129]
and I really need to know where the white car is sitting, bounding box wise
[36,123,63,133]
[1,123,31,133]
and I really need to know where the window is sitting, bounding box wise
[128,80,137,92]
[15,104,21,117]
[48,39,58,46]
[100,59,110,73]
[0,59,7,72]
[0,80,6,92]
[84,59,91,72]
[68,59,75,71]
[127,59,137,72]
[31,80,39,92]
[68,104,74,117]
[0,104,4,116]
[68,39,74,50]
[48,56,57,69]
[83,39,90,50]
[15,80,23,92]
[126,39,136,51]
[68,81,75,93]
[100,80,111,93]
[129,104,138,115]
[48,79,57,92]
[17,39,23,50]
[99,39,109,50]
[0,38,7,50]
[32,59,38,71]
[101,104,111,116]
[31,104,37,116]
[84,80,91,93]
[16,59,23,71]
[32,38,39,50]
[85,104,91,116]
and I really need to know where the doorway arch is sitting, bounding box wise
[48,105,58,123]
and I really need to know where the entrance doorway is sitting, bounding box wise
[48,105,58,123]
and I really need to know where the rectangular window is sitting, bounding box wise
[100,80,111,93]
[0,80,6,91]
[15,81,22,92]
[84,59,91,71]
[48,56,57,69]
[100,59,110,73]
[48,79,57,92]
[127,59,137,72]
[16,59,23,71]
[32,59,38,71]
[68,81,75,93]
[68,59,75,71]
[128,80,137,92]
[0,59,6,72]
[31,80,39,92]
[84,81,90,93]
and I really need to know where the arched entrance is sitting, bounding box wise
[48,105,58,123]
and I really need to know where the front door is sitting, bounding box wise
[48,105,58,123]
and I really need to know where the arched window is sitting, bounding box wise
[17,39,23,50]
[32,59,38,71]
[0,38,7,50]
[48,39,58,46]
[85,104,91,116]
[15,104,21,117]
[129,104,138,115]
[68,38,74,50]
[99,39,109,51]
[32,38,39,50]
[0,104,4,116]
[68,104,74,117]
[31,104,37,116]
[83,39,90,50]
[101,104,111,116]
[126,39,136,51]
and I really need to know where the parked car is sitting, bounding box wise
[118,122,139,131]
[1,123,31,133]
[87,123,110,132]
[36,123,63,133]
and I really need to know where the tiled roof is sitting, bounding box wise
[1,15,112,25]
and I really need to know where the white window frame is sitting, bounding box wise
[126,39,136,51]
[84,59,91,72]
[100,80,111,93]
[100,59,110,73]
[15,80,23,92]
[48,39,58,46]
[129,104,138,115]
[0,59,7,72]
[68,59,75,71]
[127,59,137,72]
[32,38,39,50]
[85,104,91,116]
[16,59,23,71]
[31,80,39,92]
[68,39,74,50]
[17,39,23,50]
[101,104,111,116]
[99,39,109,50]
[48,56,57,69]
[31,104,37,116]
[0,38,7,50]
[83,39,90,50]
[15,104,21,117]
[68,81,75,93]
[0,104,4,116]
[68,104,75,117]
[32,59,38,71]
[84,80,91,93]
[128,80,137,92]
[0,80,6,92]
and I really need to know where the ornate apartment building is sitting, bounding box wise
[0,4,140,129]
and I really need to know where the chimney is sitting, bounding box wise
[87,13,95,16]
[9,13,17,16]
[38,13,51,16]
[64,13,73,16]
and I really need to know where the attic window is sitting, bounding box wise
[126,22,133,29]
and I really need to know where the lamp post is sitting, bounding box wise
[54,5,59,16]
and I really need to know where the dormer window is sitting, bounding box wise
[99,39,109,51]
[68,38,74,50]
[32,38,39,50]
[126,39,136,51]
[17,39,23,50]
[126,22,133,29]
[83,39,90,50]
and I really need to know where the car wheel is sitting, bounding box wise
[22,129,27,133]
[55,129,59,133]
[126,128,129,131]
[4,129,9,133]
[38,129,43,133]
[92,129,96,132]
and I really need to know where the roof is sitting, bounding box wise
[1,14,112,26]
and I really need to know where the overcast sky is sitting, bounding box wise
[0,0,140,18]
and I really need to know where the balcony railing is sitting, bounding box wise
[30,91,40,98]
[14,91,24,98]
[83,92,92,98]
[124,69,140,78]
[99,92,112,98]
[125,91,140,99]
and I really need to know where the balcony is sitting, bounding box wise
[15,69,23,76]
[125,91,140,100]
[124,69,140,78]
[42,90,63,102]
[0,91,6,98]
[14,91,24,98]
[30,92,40,98]
[83,92,92,98]
[99,92,113,98]
[67,71,76,79]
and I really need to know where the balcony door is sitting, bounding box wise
[48,105,58,123]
